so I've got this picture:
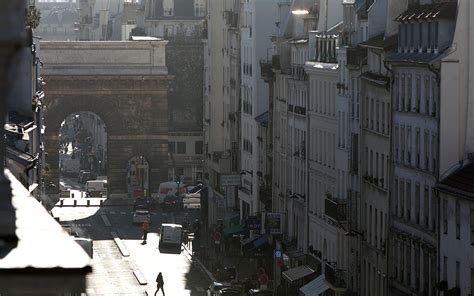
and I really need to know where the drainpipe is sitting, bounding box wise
[427,63,441,292]
[0,1,27,257]
[383,59,395,296]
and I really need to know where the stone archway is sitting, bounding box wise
[41,41,173,199]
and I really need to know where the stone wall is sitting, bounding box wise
[41,41,173,196]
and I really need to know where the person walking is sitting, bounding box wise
[154,272,165,296]
[142,219,150,245]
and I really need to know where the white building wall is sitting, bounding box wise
[439,192,474,295]
[440,0,474,178]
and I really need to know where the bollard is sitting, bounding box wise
[100,199,104,206]
[71,193,74,198]
[73,199,77,207]
[87,199,90,207]
[60,199,64,207]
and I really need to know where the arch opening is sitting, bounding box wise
[58,111,107,195]
[127,155,149,199]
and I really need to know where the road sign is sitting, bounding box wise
[220,174,241,186]
[213,231,222,242]
[275,250,282,258]
[259,273,269,285]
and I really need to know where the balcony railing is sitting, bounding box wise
[325,196,347,222]
[325,263,347,289]
[260,59,274,82]
[290,64,306,80]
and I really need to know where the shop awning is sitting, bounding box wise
[250,234,269,250]
[299,274,329,296]
[224,212,240,224]
[223,225,244,235]
[282,265,315,283]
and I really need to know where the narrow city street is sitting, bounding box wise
[51,199,208,295]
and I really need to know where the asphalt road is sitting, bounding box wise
[52,197,208,295]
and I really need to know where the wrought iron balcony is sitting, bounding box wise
[325,196,347,222]
[325,262,347,290]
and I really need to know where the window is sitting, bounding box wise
[401,126,406,161]
[177,142,186,154]
[443,256,448,281]
[401,75,406,110]
[168,142,176,153]
[195,141,203,155]
[415,247,420,289]
[415,183,420,224]
[406,243,411,286]
[443,199,448,234]
[471,208,474,245]
[424,186,430,228]
[425,77,430,114]
[416,76,421,112]
[395,126,400,162]
[456,201,460,239]
[393,239,399,277]
[407,181,412,221]
[424,130,430,170]
[407,126,412,164]
[456,261,460,288]
[471,268,474,294]
[394,178,399,215]
[432,134,437,173]
[416,128,420,168]
[401,180,405,218]
[407,75,412,111]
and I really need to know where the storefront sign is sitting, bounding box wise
[245,216,261,231]
[265,213,283,234]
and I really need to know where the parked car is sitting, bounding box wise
[132,209,151,224]
[207,282,231,296]
[160,195,183,211]
[133,197,153,211]
[217,288,241,295]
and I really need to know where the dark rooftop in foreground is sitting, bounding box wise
[437,163,474,199]
[0,170,91,294]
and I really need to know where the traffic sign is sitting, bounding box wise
[213,231,222,242]
[259,273,269,285]
[275,250,282,258]
[220,174,241,186]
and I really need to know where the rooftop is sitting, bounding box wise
[395,2,457,22]
[437,163,474,199]
[359,33,398,50]
[0,170,91,294]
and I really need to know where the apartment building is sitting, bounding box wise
[386,2,457,296]
[306,26,346,294]
[144,0,206,38]
[437,0,474,294]
[238,0,280,224]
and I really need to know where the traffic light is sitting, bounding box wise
[175,175,181,186]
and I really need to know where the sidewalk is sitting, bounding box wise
[185,227,261,290]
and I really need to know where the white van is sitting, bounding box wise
[85,180,107,197]
[158,181,187,203]
[159,223,182,249]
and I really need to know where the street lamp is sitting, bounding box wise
[289,192,306,201]
[291,0,309,15]
[240,170,253,176]
[344,230,363,237]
